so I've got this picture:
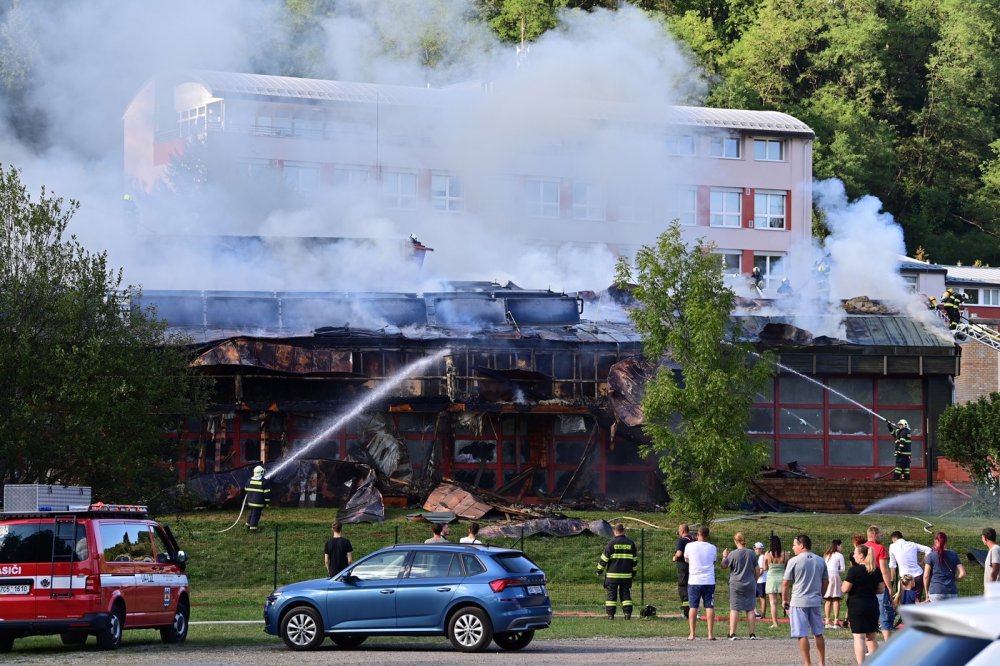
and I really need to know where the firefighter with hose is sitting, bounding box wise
[245,465,271,531]
[886,419,912,481]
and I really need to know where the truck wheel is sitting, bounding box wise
[494,629,534,650]
[160,600,190,643]
[280,606,325,651]
[97,603,125,650]
[448,607,493,653]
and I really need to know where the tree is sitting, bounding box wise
[0,165,208,502]
[615,222,773,524]
[937,393,1000,513]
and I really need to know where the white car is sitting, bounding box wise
[867,586,1000,666]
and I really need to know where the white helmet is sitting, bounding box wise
[897,419,909,429]
[252,465,265,479]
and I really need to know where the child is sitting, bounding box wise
[893,574,919,628]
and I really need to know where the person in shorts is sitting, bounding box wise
[754,541,767,618]
[684,525,718,640]
[783,534,828,666]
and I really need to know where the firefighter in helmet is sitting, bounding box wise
[750,266,764,293]
[887,419,912,481]
[940,288,966,331]
[597,523,638,620]
[245,465,271,531]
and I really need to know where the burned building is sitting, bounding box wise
[153,286,960,509]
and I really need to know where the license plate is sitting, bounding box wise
[527,585,543,595]
[0,585,30,595]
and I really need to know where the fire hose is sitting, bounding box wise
[216,495,248,533]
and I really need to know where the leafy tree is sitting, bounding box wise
[615,222,774,524]
[486,0,559,44]
[937,393,1000,512]
[0,165,208,501]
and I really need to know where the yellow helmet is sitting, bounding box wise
[946,288,954,294]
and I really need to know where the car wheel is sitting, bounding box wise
[160,600,190,643]
[448,606,493,653]
[96,603,125,650]
[330,634,367,648]
[280,605,325,651]
[0,633,13,653]
[60,631,88,646]
[493,629,534,651]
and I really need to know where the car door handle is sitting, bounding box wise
[436,587,451,592]
[380,589,395,594]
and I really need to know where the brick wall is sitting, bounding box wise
[955,320,999,403]
[754,478,970,513]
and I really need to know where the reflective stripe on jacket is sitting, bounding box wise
[245,477,270,508]
[597,535,638,579]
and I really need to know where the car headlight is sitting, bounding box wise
[266,591,284,605]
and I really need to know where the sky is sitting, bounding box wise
[0,0,930,334]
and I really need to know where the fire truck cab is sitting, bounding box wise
[0,503,189,652]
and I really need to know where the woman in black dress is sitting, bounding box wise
[842,543,885,665]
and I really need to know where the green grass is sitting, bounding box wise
[157,507,993,622]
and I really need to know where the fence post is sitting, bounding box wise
[640,528,645,608]
[394,525,399,545]
[273,524,279,590]
[520,525,525,554]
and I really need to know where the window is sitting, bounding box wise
[283,161,321,192]
[333,166,370,188]
[754,139,784,161]
[0,523,84,564]
[666,187,697,226]
[753,254,785,289]
[666,134,696,156]
[382,171,417,209]
[710,135,741,158]
[243,158,274,179]
[525,178,561,218]
[716,251,742,275]
[571,182,605,221]
[710,188,742,227]
[985,289,1000,306]
[431,174,465,212]
[462,554,486,575]
[408,552,459,579]
[351,551,407,580]
[902,275,919,292]
[754,191,786,229]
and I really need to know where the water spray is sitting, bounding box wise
[265,348,451,480]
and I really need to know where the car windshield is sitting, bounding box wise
[866,627,991,665]
[493,553,541,574]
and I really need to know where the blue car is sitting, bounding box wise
[263,543,551,652]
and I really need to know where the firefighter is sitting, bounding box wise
[244,465,270,531]
[777,277,793,296]
[750,266,764,294]
[597,523,638,620]
[940,288,966,331]
[887,419,912,481]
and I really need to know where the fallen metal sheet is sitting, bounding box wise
[607,356,658,427]
[405,511,457,524]
[478,518,613,540]
[349,424,413,484]
[337,468,385,523]
[423,483,492,519]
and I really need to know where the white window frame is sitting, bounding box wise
[754,138,785,161]
[431,174,465,213]
[984,289,1000,306]
[571,182,605,221]
[754,190,787,230]
[382,170,418,210]
[710,188,742,228]
[524,178,561,218]
[710,135,741,159]
[666,134,697,156]
[666,187,697,226]
[282,161,321,192]
[716,250,742,276]
[333,166,370,188]
[902,275,919,293]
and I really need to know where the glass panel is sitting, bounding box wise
[877,378,922,405]
[352,551,407,580]
[779,375,824,404]
[454,469,496,489]
[778,439,824,465]
[100,524,135,563]
[828,378,872,405]
[754,140,767,160]
[408,552,457,579]
[554,440,584,464]
[455,440,496,463]
[829,410,873,435]
[754,381,775,402]
[749,408,774,434]
[462,554,486,575]
[779,408,823,434]
[829,440,873,466]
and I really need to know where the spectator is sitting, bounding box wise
[982,527,1000,586]
[848,534,865,565]
[923,531,965,602]
[673,523,694,619]
[823,539,845,629]
[722,532,760,640]
[323,521,353,577]
[684,525,718,640]
[888,530,931,600]
[424,522,449,543]
[460,522,482,544]
[893,574,919,618]
[864,525,894,640]
[754,541,767,619]
[843,543,884,666]
[782,534,828,666]
[764,535,788,629]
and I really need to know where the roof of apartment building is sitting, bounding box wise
[178,70,814,137]
[943,264,1000,286]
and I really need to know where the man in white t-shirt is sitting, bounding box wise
[889,530,931,598]
[684,525,718,640]
[983,527,1000,586]
[459,522,482,544]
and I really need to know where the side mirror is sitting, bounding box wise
[176,550,188,564]
[341,574,359,585]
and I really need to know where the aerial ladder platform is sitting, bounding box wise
[954,317,1000,352]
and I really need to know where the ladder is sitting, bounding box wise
[955,319,1000,353]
